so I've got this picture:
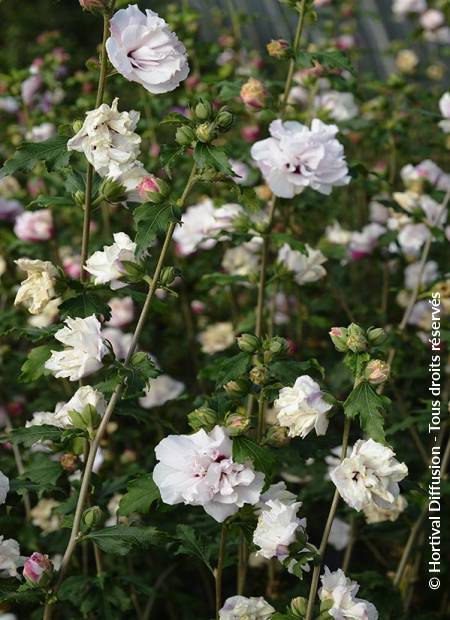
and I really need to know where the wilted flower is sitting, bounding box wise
[153,426,264,522]
[266,39,289,59]
[14,209,53,242]
[277,243,327,285]
[14,259,58,315]
[364,360,390,385]
[85,232,137,289]
[139,374,185,409]
[219,595,275,620]
[395,49,419,74]
[314,91,358,122]
[363,495,407,524]
[23,553,53,587]
[319,567,378,620]
[0,537,24,578]
[330,439,408,512]
[240,78,267,109]
[198,321,235,354]
[251,119,350,198]
[275,375,332,438]
[106,5,189,94]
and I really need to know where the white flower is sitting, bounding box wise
[392,0,426,17]
[45,315,108,381]
[107,296,134,327]
[26,410,62,428]
[319,567,378,620]
[253,499,305,559]
[222,237,262,276]
[330,439,408,512]
[314,91,358,122]
[257,481,297,511]
[0,537,24,578]
[277,243,327,285]
[369,200,390,224]
[26,122,56,143]
[85,232,137,289]
[0,471,9,505]
[30,498,61,533]
[363,495,407,524]
[14,209,53,242]
[274,375,332,438]
[404,260,438,290]
[398,223,430,256]
[250,119,350,198]
[153,426,264,522]
[438,92,450,133]
[28,297,61,329]
[420,9,444,30]
[349,223,386,259]
[14,258,58,315]
[102,327,133,360]
[328,517,351,551]
[219,595,275,620]
[400,160,450,192]
[199,322,235,354]
[325,221,352,245]
[67,98,141,179]
[106,5,189,94]
[54,386,106,428]
[139,374,184,409]
[230,159,251,185]
[117,162,151,202]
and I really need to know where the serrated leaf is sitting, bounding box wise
[84,525,162,555]
[297,49,354,74]
[233,435,275,480]
[133,202,180,256]
[117,475,160,516]
[5,424,62,447]
[0,136,71,179]
[269,359,324,383]
[22,453,62,486]
[199,352,251,387]
[20,344,53,382]
[194,143,233,174]
[122,352,160,398]
[59,291,111,320]
[173,524,214,574]
[343,381,388,443]
[271,233,306,253]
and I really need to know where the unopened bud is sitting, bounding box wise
[365,359,390,385]
[224,411,250,435]
[188,406,217,432]
[160,266,176,287]
[99,177,126,203]
[249,365,268,385]
[237,333,260,353]
[265,425,289,447]
[81,505,103,533]
[329,327,349,352]
[72,119,83,133]
[215,108,234,131]
[367,326,387,346]
[224,379,250,398]
[195,122,216,143]
[240,78,267,109]
[346,323,368,353]
[194,100,213,121]
[79,0,108,11]
[68,404,101,435]
[23,553,53,588]
[319,597,334,613]
[290,596,307,616]
[267,336,288,355]
[60,453,78,473]
[121,260,145,283]
[175,125,195,146]
[266,39,290,59]
[73,190,85,208]
[137,175,170,204]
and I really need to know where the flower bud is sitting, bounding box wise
[267,336,289,355]
[79,0,108,12]
[121,260,145,283]
[81,505,103,533]
[319,598,334,613]
[159,266,176,287]
[175,125,195,146]
[367,326,387,346]
[72,119,83,133]
[195,122,216,143]
[60,453,78,473]
[188,406,218,432]
[23,553,53,588]
[346,323,368,353]
[215,108,234,131]
[265,425,289,447]
[237,333,260,353]
[224,411,250,435]
[73,190,85,208]
[329,326,349,352]
[266,39,289,59]
[249,365,268,385]
[224,379,250,398]
[365,359,390,385]
[240,78,267,109]
[99,177,126,203]
[194,100,213,121]
[290,596,307,616]
[138,176,170,204]
[68,404,101,435]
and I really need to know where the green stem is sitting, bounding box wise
[281,0,308,108]
[215,524,227,619]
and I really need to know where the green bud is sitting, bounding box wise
[249,365,268,385]
[188,406,218,432]
[290,596,307,616]
[121,260,145,283]
[215,108,234,131]
[346,323,368,353]
[194,100,213,120]
[265,425,289,447]
[99,177,126,203]
[224,410,250,435]
[319,597,334,613]
[73,190,85,208]
[195,122,216,143]
[224,379,250,398]
[367,326,387,346]
[68,404,101,435]
[267,336,288,355]
[80,505,103,534]
[72,119,83,134]
[237,333,261,353]
[329,327,349,353]
[175,125,195,146]
[160,266,176,287]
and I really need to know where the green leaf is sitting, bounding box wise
[233,435,276,480]
[173,524,214,574]
[84,525,162,555]
[0,136,71,179]
[59,290,111,321]
[269,359,324,384]
[22,453,62,486]
[122,351,160,397]
[5,424,62,447]
[199,352,251,387]
[271,233,306,253]
[133,202,181,256]
[194,143,233,174]
[159,144,185,173]
[20,344,53,382]
[344,381,389,443]
[117,475,160,516]
[296,49,354,74]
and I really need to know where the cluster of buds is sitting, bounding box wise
[188,406,218,432]
[240,78,268,110]
[329,324,387,354]
[224,409,250,435]
[23,553,53,588]
[175,99,234,147]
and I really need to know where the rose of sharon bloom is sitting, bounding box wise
[30,499,61,533]
[14,209,53,241]
[392,0,426,17]
[420,9,444,31]
[14,259,58,315]
[26,122,55,143]
[400,159,450,192]
[67,98,141,180]
[274,375,332,438]
[250,119,350,198]
[54,385,106,428]
[438,92,450,133]
[313,91,358,122]
[319,567,378,620]
[328,517,351,551]
[349,223,386,260]
[219,596,275,620]
[277,243,327,285]
[404,260,438,290]
[330,439,408,512]
[102,327,133,360]
[139,375,185,409]
[106,5,189,94]
[0,537,24,578]
[363,494,407,524]
[222,237,262,277]
[253,499,305,559]
[153,426,264,522]
[45,315,108,381]
[398,223,430,256]
[256,481,297,511]
[0,471,9,505]
[198,321,235,354]
[107,296,134,327]
[23,553,52,586]
[0,198,23,222]
[85,232,137,289]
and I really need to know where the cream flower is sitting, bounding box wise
[319,567,378,620]
[363,495,407,524]
[277,243,327,285]
[67,98,141,179]
[30,499,61,533]
[330,439,408,512]
[106,5,189,94]
[0,537,24,578]
[199,321,235,354]
[45,315,108,381]
[153,426,264,522]
[275,375,332,438]
[139,374,185,409]
[85,232,137,289]
[14,258,58,315]
[250,119,350,198]
[54,385,106,428]
[222,237,262,276]
[314,91,358,122]
[219,596,275,620]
